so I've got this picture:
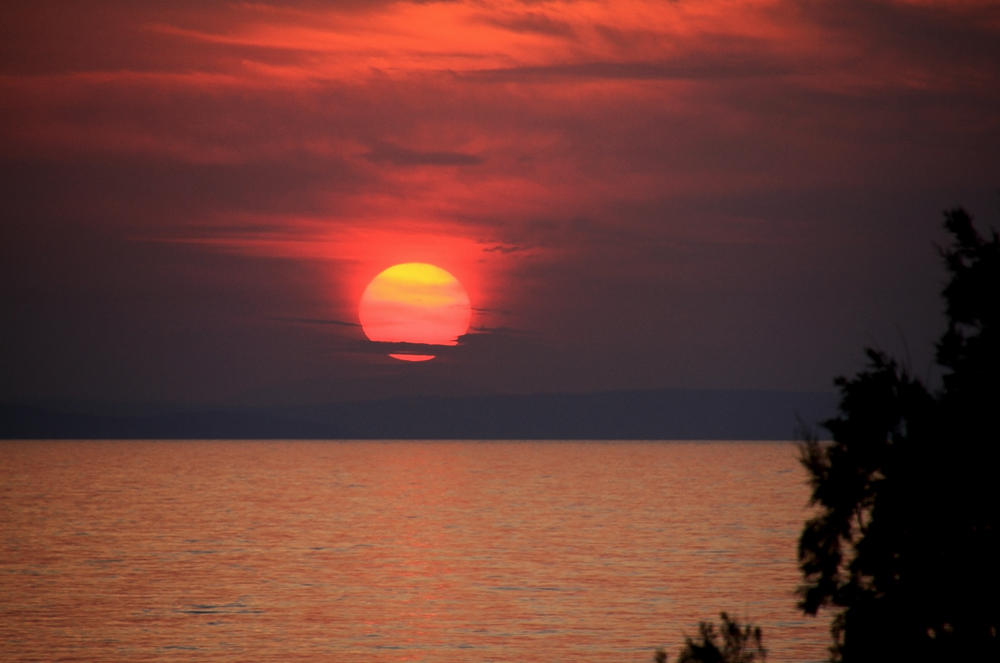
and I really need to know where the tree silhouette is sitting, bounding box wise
[656,613,767,663]
[798,208,999,662]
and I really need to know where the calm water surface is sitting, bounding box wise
[1,441,828,662]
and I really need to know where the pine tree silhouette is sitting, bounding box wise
[798,207,999,662]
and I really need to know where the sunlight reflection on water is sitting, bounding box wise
[0,440,828,662]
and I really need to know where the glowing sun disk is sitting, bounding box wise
[359,263,471,359]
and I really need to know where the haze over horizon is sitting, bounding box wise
[3,0,998,409]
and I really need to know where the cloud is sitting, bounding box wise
[270,317,361,327]
[364,141,484,167]
[463,56,795,82]
[800,0,1000,70]
[333,338,466,357]
[482,245,523,254]
[470,326,531,335]
[480,11,576,38]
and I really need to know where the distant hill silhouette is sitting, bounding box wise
[1,389,834,440]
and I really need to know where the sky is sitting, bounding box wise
[2,0,998,407]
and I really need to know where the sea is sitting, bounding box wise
[1,440,830,662]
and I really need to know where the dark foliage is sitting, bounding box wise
[655,612,767,663]
[798,208,999,662]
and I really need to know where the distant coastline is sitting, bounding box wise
[1,389,835,441]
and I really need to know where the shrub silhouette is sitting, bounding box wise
[798,207,999,662]
[656,612,767,663]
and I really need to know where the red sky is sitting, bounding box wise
[2,0,998,405]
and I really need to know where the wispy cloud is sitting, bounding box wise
[270,317,361,327]
[364,142,484,167]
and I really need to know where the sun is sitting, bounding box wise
[358,263,472,361]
